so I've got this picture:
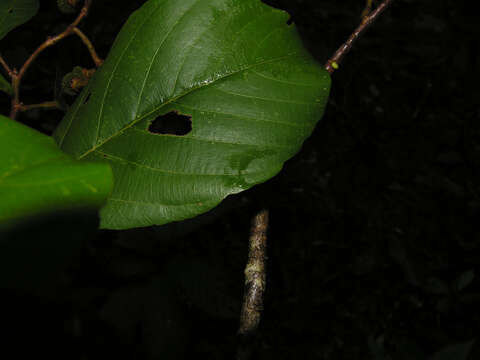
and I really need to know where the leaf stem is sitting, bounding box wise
[73,27,103,67]
[9,0,92,120]
[325,0,394,74]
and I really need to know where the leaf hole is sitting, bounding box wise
[287,17,293,25]
[148,111,192,136]
[8,8,13,14]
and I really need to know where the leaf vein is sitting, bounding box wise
[136,0,202,118]
[212,86,319,105]
[130,127,288,149]
[93,1,165,147]
[108,197,213,207]
[251,69,318,87]
[171,101,305,128]
[95,149,269,177]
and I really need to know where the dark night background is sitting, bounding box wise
[1,0,479,359]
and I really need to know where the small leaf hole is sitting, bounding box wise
[148,111,192,136]
[287,17,293,25]
[8,8,13,14]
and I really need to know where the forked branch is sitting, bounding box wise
[9,0,94,119]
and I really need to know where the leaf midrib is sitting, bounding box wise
[78,52,302,160]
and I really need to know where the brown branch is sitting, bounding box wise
[238,209,269,336]
[10,0,92,119]
[325,0,394,74]
[17,101,60,112]
[73,27,103,67]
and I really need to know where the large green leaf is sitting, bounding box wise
[0,115,113,226]
[54,0,331,229]
[0,72,12,95]
[0,0,39,41]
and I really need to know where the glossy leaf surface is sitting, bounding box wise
[54,0,331,229]
[0,0,39,41]
[0,115,113,226]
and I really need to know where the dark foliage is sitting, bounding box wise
[1,0,479,359]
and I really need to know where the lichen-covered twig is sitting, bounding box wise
[238,209,269,336]
[325,0,394,74]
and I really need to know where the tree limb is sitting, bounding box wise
[325,0,395,74]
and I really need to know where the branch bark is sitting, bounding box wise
[238,209,269,336]
[325,0,395,74]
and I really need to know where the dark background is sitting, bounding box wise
[1,0,479,359]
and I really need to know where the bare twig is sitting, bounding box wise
[325,0,394,74]
[73,27,103,67]
[238,209,269,336]
[18,101,60,112]
[9,0,92,119]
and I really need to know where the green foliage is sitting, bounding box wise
[54,0,331,229]
[0,0,39,41]
[0,73,12,95]
[0,115,113,227]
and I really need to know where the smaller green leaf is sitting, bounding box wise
[0,115,113,227]
[0,0,39,41]
[0,72,12,95]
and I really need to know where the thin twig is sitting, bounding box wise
[238,209,269,336]
[10,0,92,119]
[18,101,60,112]
[73,27,103,67]
[325,0,394,74]
[15,0,92,84]
[0,55,14,78]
